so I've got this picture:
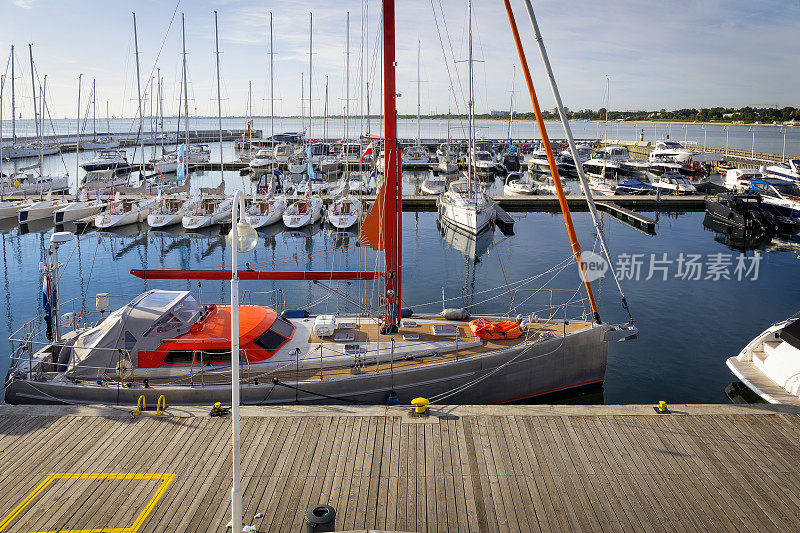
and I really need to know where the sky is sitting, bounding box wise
[0,0,798,120]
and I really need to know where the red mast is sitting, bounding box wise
[381,0,402,334]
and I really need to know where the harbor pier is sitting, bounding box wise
[0,404,798,532]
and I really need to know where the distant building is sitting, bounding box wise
[723,113,734,118]
[490,110,506,117]
[550,107,568,115]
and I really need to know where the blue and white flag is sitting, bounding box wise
[306,147,315,180]
[176,143,186,182]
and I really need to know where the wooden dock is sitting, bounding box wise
[0,404,798,532]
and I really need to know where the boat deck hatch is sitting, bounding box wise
[403,333,420,341]
[432,324,460,336]
[402,320,418,328]
[333,332,356,342]
[337,322,357,330]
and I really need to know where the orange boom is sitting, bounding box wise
[469,319,523,341]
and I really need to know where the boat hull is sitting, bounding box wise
[4,323,611,405]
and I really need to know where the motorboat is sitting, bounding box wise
[648,139,693,163]
[420,175,447,195]
[583,154,622,181]
[248,149,278,173]
[723,168,763,192]
[308,143,333,166]
[748,178,800,218]
[327,193,362,229]
[615,178,654,196]
[764,159,800,182]
[273,143,295,164]
[650,173,697,195]
[619,159,651,179]
[147,194,194,228]
[646,158,684,179]
[345,171,375,195]
[95,194,158,228]
[80,150,130,172]
[402,145,430,164]
[437,157,459,174]
[704,193,777,233]
[559,144,593,166]
[182,196,233,230]
[470,150,499,174]
[283,192,324,229]
[338,143,364,165]
[727,313,800,405]
[438,178,495,234]
[534,174,573,196]
[53,197,108,224]
[18,191,71,223]
[319,154,342,173]
[152,145,211,173]
[81,169,133,191]
[286,153,308,175]
[503,172,535,195]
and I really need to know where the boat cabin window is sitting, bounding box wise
[253,317,295,353]
[164,350,194,364]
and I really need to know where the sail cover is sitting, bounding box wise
[359,180,386,251]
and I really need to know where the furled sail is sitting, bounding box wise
[358,180,385,250]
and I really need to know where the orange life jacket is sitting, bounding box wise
[469,319,523,340]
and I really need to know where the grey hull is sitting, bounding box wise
[5,325,609,406]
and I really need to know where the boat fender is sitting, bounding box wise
[400,308,413,318]
[282,308,310,319]
[441,308,470,321]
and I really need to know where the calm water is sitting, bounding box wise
[1,171,799,404]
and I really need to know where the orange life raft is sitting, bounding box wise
[468,319,523,340]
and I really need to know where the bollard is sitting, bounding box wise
[132,395,146,416]
[302,504,335,533]
[155,395,166,416]
[410,397,430,417]
[654,401,670,414]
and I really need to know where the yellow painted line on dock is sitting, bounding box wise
[0,473,174,533]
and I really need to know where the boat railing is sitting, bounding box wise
[507,288,593,325]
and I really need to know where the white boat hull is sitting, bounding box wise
[438,198,493,234]
[53,201,107,224]
[18,200,69,223]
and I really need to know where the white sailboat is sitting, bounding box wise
[437,1,494,234]
[244,176,285,228]
[283,189,323,229]
[503,172,535,195]
[79,81,119,149]
[147,189,193,228]
[403,40,431,165]
[94,192,156,228]
[327,180,362,229]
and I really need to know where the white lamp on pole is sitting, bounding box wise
[749,126,756,157]
[780,127,786,161]
[228,189,257,533]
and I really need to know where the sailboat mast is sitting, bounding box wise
[76,74,81,194]
[381,0,401,333]
[214,11,223,183]
[29,44,39,139]
[106,101,110,138]
[247,80,252,148]
[158,72,164,152]
[132,12,145,176]
[508,64,515,143]
[38,77,45,180]
[92,79,97,140]
[308,12,313,143]
[323,75,329,140]
[10,45,14,144]
[416,40,421,146]
[300,74,304,138]
[181,13,189,151]
[345,12,350,145]
[269,12,274,141]
[467,0,475,192]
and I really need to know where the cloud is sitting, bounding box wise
[13,0,36,8]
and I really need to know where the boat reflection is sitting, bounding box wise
[437,218,494,261]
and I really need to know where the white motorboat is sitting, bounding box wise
[53,197,107,224]
[95,194,158,228]
[182,196,233,230]
[273,143,295,164]
[81,169,133,191]
[535,174,573,196]
[248,149,278,172]
[764,159,800,183]
[80,150,129,172]
[17,190,71,223]
[583,154,622,180]
[723,168,763,192]
[283,192,324,229]
[437,157,459,174]
[438,179,495,234]
[338,143,364,165]
[152,145,211,173]
[402,145,429,164]
[345,171,375,195]
[421,175,447,195]
[503,172,535,195]
[648,139,693,163]
[727,314,800,405]
[471,150,499,174]
[287,154,308,175]
[650,173,697,195]
[319,155,342,173]
[748,178,800,217]
[327,193,362,229]
[308,143,333,166]
[147,195,194,228]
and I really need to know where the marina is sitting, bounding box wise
[0,0,799,530]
